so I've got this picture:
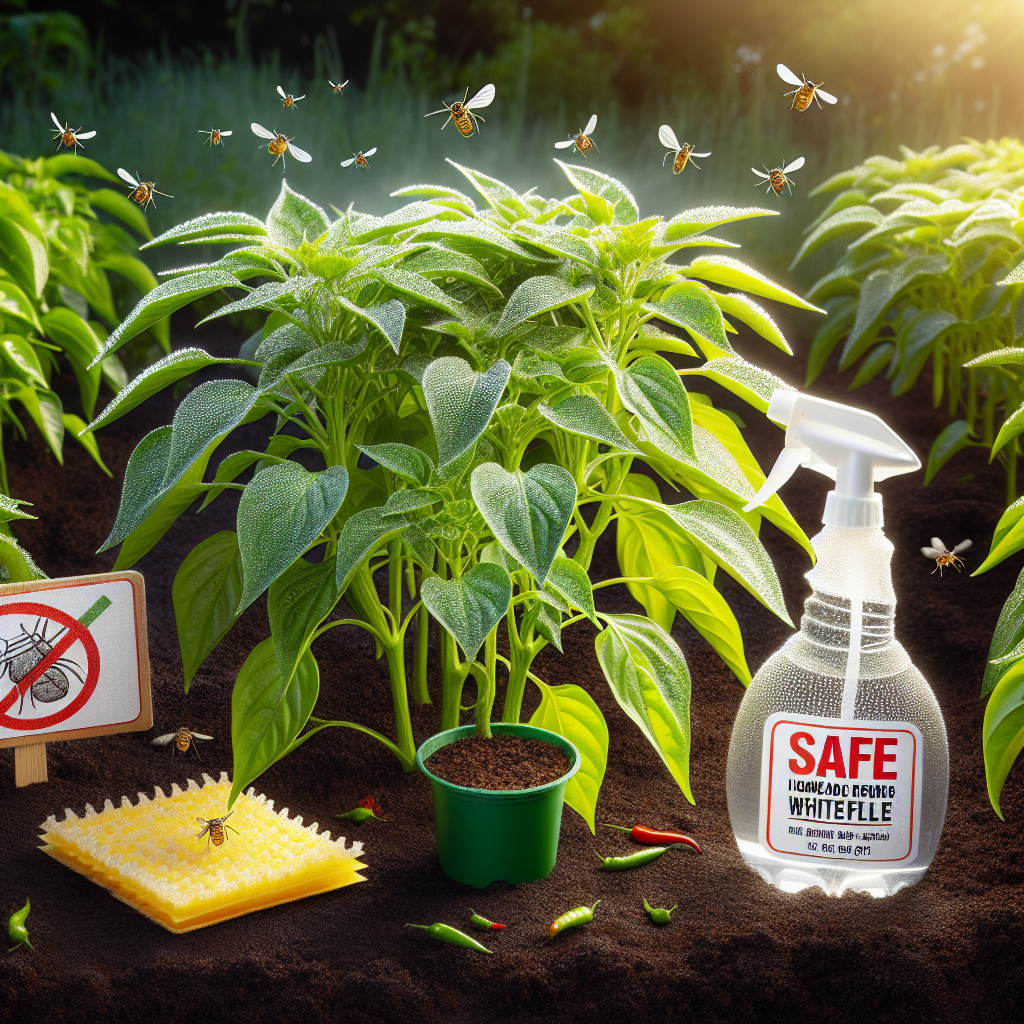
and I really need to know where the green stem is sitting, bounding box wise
[501,605,529,723]
[297,718,415,771]
[388,538,402,626]
[439,625,468,731]
[474,629,497,738]
[1007,442,1018,507]
[383,636,416,770]
[413,602,431,705]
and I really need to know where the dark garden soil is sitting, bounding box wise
[0,312,1022,1024]
[425,734,571,791]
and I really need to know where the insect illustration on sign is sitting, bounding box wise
[195,811,238,852]
[555,115,599,158]
[50,112,96,153]
[251,124,311,170]
[277,85,305,109]
[424,83,495,137]
[152,726,213,757]
[341,147,377,170]
[1,617,86,715]
[776,64,838,111]
[752,157,805,196]
[199,127,232,147]
[920,537,972,575]
[328,79,349,94]
[117,168,173,210]
[658,124,711,173]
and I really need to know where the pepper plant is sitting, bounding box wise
[796,138,1024,502]
[0,148,167,579]
[89,161,817,826]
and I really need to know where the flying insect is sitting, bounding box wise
[752,157,805,197]
[117,168,173,210]
[50,112,96,153]
[199,127,232,147]
[251,123,312,170]
[152,726,214,757]
[658,124,710,173]
[424,83,495,137]
[195,811,239,853]
[341,147,377,170]
[555,115,599,158]
[921,537,972,575]
[277,85,305,109]
[776,64,838,111]
[329,79,349,94]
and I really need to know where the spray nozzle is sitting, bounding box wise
[744,392,920,528]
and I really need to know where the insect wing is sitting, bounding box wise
[152,733,177,746]
[658,124,680,150]
[777,63,803,86]
[952,539,973,555]
[584,114,598,136]
[341,157,355,167]
[554,139,576,149]
[691,150,712,158]
[930,537,948,553]
[117,167,140,187]
[50,111,64,131]
[751,167,770,179]
[363,147,377,157]
[77,131,97,140]
[277,85,287,99]
[466,83,495,110]
[783,156,806,173]
[816,88,839,104]
[251,122,276,140]
[220,130,233,137]
[289,142,312,163]
[192,733,214,741]
[921,546,943,559]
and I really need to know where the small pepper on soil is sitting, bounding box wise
[7,898,32,951]
[595,845,677,871]
[548,900,600,939]
[405,923,492,953]
[469,911,506,931]
[602,823,701,853]
[643,898,677,926]
[336,795,386,822]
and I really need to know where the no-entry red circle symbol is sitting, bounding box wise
[0,602,101,731]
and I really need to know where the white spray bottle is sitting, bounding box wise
[726,392,949,897]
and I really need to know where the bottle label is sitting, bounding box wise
[759,712,923,866]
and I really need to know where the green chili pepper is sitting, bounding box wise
[469,910,506,931]
[548,900,600,938]
[7,898,32,951]
[405,923,492,953]
[643,898,677,926]
[336,795,386,822]
[595,845,676,871]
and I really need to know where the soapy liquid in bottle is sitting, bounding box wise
[727,528,949,897]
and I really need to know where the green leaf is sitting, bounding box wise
[445,160,528,220]
[172,531,243,691]
[236,463,349,611]
[355,443,434,486]
[925,420,975,484]
[0,335,47,387]
[681,357,793,413]
[0,216,48,296]
[470,463,576,584]
[534,601,563,652]
[981,567,1024,698]
[512,223,602,270]
[642,566,751,685]
[618,355,694,458]
[62,413,111,476]
[43,154,118,182]
[198,278,306,325]
[556,160,639,225]
[99,425,172,551]
[0,277,43,333]
[805,296,858,386]
[646,281,731,355]
[88,188,153,239]
[528,681,608,832]
[400,246,501,294]
[0,532,46,582]
[335,506,408,593]
[682,255,824,312]
[268,555,339,684]
[975,496,1024,575]
[422,356,510,467]
[267,180,330,247]
[337,296,405,353]
[412,219,539,260]
[421,562,512,661]
[229,638,319,808]
[495,275,595,336]
[663,205,777,239]
[13,387,63,460]
[595,613,693,802]
[983,658,1024,819]
[849,343,894,389]
[711,292,792,355]
[964,347,1024,369]
[789,206,884,268]
[142,211,268,250]
[0,494,35,523]
[538,395,641,454]
[892,310,958,395]
[546,556,597,624]
[41,307,102,419]
[85,348,257,432]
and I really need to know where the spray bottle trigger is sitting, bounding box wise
[743,445,810,513]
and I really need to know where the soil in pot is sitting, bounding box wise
[424,733,570,790]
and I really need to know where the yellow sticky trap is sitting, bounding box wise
[39,772,366,933]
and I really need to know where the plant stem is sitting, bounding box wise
[475,630,497,738]
[501,605,529,723]
[439,625,467,731]
[383,636,416,769]
[1007,442,1018,507]
[413,602,431,705]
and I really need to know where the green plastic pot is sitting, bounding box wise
[416,723,581,889]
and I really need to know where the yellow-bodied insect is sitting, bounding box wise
[425,83,495,137]
[658,124,710,173]
[328,78,349,94]
[776,63,838,112]
[341,147,377,170]
[555,114,598,158]
[117,168,172,210]
[251,123,312,170]
[921,537,972,575]
[151,726,213,758]
[752,157,805,197]
[195,811,239,853]
[199,127,232,147]
[277,85,305,109]
[50,112,96,153]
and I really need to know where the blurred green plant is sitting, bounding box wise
[0,3,90,98]
[797,138,1024,501]
[90,162,816,822]
[0,147,168,579]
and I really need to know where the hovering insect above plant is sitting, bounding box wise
[117,168,172,210]
[328,78,349,94]
[251,123,311,170]
[752,157,805,197]
[776,64,838,112]
[658,124,710,173]
[424,83,495,137]
[50,112,96,153]
[341,147,377,170]
[152,726,213,757]
[277,85,305,109]
[555,114,598,158]
[195,811,239,853]
[198,127,232,147]
[921,537,972,575]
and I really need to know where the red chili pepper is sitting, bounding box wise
[602,823,701,853]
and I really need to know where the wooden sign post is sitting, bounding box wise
[0,571,152,786]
